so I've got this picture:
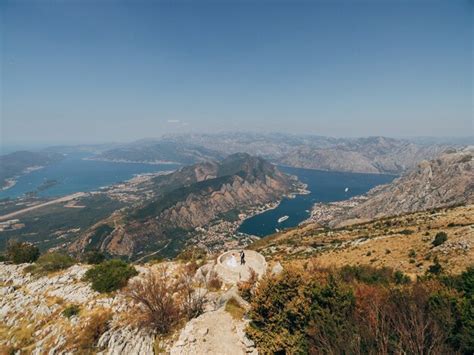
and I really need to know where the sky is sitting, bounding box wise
[1,0,472,145]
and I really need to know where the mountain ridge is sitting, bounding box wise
[69,153,296,259]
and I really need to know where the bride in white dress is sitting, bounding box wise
[226,254,239,268]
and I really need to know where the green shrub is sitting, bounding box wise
[36,252,75,272]
[408,249,416,258]
[427,261,443,275]
[247,264,472,354]
[6,241,40,264]
[176,247,207,263]
[432,232,448,247]
[247,267,313,353]
[83,250,105,264]
[84,259,138,293]
[62,304,80,318]
[394,270,411,285]
[339,265,394,285]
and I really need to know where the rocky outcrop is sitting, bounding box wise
[0,255,266,354]
[331,148,473,226]
[0,263,148,354]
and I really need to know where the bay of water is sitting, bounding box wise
[0,153,180,199]
[238,166,396,237]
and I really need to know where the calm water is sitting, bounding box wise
[238,166,396,237]
[0,153,180,199]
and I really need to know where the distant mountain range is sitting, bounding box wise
[93,140,223,165]
[93,133,467,174]
[69,153,296,259]
[0,151,63,189]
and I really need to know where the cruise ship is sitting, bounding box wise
[277,215,289,223]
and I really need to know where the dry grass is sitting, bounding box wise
[8,321,35,350]
[64,307,112,352]
[255,205,474,277]
[225,297,245,320]
[207,270,223,291]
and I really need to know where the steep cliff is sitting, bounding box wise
[331,147,473,226]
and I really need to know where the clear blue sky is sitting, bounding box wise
[1,0,472,145]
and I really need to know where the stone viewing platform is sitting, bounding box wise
[215,249,267,284]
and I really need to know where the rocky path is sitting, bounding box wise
[170,308,256,355]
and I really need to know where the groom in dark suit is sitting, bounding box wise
[240,250,246,265]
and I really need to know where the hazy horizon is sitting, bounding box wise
[1,131,473,154]
[1,0,472,145]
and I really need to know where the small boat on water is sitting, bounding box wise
[278,215,289,223]
[344,187,349,192]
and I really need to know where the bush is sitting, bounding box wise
[246,264,473,354]
[247,266,312,353]
[36,252,75,272]
[124,264,206,335]
[394,270,411,285]
[62,304,80,318]
[408,249,417,258]
[84,259,138,293]
[339,265,394,285]
[124,266,182,334]
[176,247,207,263]
[66,308,112,351]
[432,232,448,247]
[180,263,207,320]
[6,241,40,264]
[238,267,258,302]
[428,261,443,275]
[82,250,105,264]
[207,270,223,291]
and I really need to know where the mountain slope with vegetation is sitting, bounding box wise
[70,154,297,259]
[326,147,473,226]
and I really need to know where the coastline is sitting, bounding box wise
[187,181,309,253]
[0,166,45,192]
[234,181,310,237]
[1,178,17,192]
[83,157,181,165]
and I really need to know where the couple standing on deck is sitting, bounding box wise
[226,250,246,268]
